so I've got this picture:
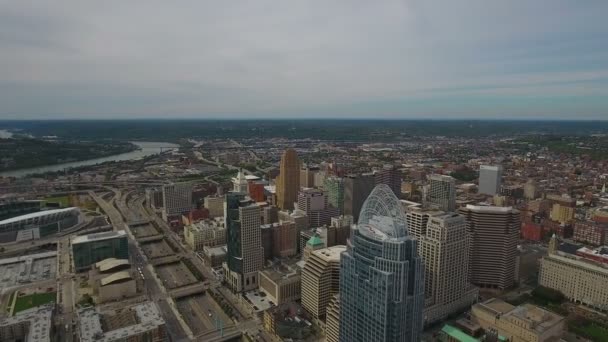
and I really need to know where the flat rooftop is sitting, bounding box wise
[78,302,165,342]
[465,204,515,213]
[312,245,347,262]
[72,230,127,244]
[0,304,53,342]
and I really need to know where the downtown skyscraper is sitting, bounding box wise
[339,185,424,342]
[223,192,264,292]
[478,165,503,195]
[276,148,300,210]
[427,174,456,212]
[459,204,520,290]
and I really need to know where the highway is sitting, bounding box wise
[131,191,278,341]
[92,189,191,341]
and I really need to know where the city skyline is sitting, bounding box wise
[1,1,607,120]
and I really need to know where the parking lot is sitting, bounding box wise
[0,253,57,289]
[130,223,159,239]
[177,293,232,336]
[141,239,174,259]
[156,261,198,289]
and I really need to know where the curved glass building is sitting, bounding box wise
[339,184,424,342]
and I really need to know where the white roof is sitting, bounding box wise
[95,258,130,272]
[100,271,133,286]
[245,175,260,180]
[465,204,514,213]
[72,230,127,244]
[0,207,79,225]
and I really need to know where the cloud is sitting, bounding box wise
[0,0,607,119]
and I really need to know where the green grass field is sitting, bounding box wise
[13,292,56,314]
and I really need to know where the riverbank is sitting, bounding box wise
[0,141,178,178]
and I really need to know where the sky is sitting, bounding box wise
[1,0,607,120]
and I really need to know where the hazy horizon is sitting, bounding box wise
[1,1,607,120]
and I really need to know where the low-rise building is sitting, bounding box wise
[259,262,301,305]
[0,304,54,342]
[539,236,608,311]
[263,302,313,340]
[184,217,226,250]
[202,245,227,268]
[471,298,564,342]
[573,220,607,246]
[78,301,167,342]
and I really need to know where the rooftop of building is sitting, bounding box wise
[0,206,79,225]
[441,324,479,342]
[464,204,516,213]
[0,304,53,342]
[100,271,133,286]
[306,234,324,247]
[203,245,227,256]
[187,217,225,230]
[261,260,301,281]
[78,302,165,342]
[474,298,564,335]
[550,251,608,273]
[504,303,565,334]
[72,230,127,244]
[311,245,346,262]
[95,258,130,273]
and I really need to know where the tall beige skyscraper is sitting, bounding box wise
[300,245,345,320]
[459,205,520,291]
[276,148,300,210]
[420,213,478,325]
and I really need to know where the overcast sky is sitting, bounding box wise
[1,1,607,120]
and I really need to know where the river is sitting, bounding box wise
[0,141,178,178]
[0,129,13,139]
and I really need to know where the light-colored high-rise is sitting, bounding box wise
[459,205,520,290]
[427,174,456,212]
[204,195,224,218]
[326,294,340,342]
[478,165,503,195]
[232,170,249,193]
[420,213,478,325]
[300,245,345,320]
[339,185,424,342]
[404,205,443,239]
[276,149,300,210]
[224,192,264,292]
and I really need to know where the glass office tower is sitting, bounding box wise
[339,184,424,342]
